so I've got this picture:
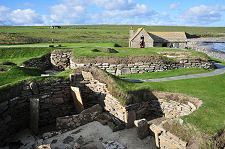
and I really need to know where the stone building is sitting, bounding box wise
[49,26,61,29]
[129,27,187,48]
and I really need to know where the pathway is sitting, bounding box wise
[122,63,225,83]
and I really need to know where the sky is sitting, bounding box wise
[0,0,225,26]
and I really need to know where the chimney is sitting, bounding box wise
[129,26,134,39]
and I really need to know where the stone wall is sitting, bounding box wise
[51,50,72,71]
[50,50,214,75]
[21,54,52,71]
[150,124,187,149]
[56,104,103,130]
[0,78,76,146]
[67,72,137,128]
[65,70,201,131]
[70,60,214,76]
[147,91,202,149]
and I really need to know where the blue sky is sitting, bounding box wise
[0,0,225,26]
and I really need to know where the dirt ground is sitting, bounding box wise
[2,121,157,149]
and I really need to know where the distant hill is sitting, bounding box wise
[0,25,224,45]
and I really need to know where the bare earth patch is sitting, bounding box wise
[157,52,192,58]
[0,68,7,73]
[9,121,156,149]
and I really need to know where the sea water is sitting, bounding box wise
[209,43,225,52]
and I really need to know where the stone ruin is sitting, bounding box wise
[0,65,202,148]
[21,49,215,76]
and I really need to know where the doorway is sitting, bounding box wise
[162,43,167,47]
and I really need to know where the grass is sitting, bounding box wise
[56,69,73,77]
[0,42,116,47]
[71,47,189,60]
[73,47,165,58]
[0,46,188,65]
[120,68,213,79]
[146,74,225,136]
[0,47,56,65]
[0,65,42,86]
[0,25,224,44]
[186,48,211,59]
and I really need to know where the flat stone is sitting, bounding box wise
[30,82,39,94]
[82,71,93,81]
[102,141,125,149]
[159,135,178,149]
[187,102,196,111]
[63,136,74,144]
[81,104,103,114]
[121,68,131,75]
[53,98,64,104]
[134,119,149,139]
[116,69,122,75]
[125,110,136,128]
[36,144,51,149]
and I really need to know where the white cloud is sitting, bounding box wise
[48,0,157,25]
[0,6,10,25]
[50,4,87,24]
[9,9,43,25]
[180,5,225,25]
[169,2,181,10]
[0,6,44,25]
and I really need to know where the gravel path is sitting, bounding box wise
[122,63,225,83]
[7,121,156,149]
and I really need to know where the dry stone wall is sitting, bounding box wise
[0,78,76,146]
[70,60,214,75]
[50,50,214,75]
[150,124,187,149]
[67,72,137,128]
[56,104,103,130]
[51,50,72,71]
[147,91,202,149]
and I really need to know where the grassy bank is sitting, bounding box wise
[0,47,55,65]
[0,65,42,86]
[0,25,224,44]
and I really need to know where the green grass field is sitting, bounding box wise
[72,47,183,58]
[0,25,225,44]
